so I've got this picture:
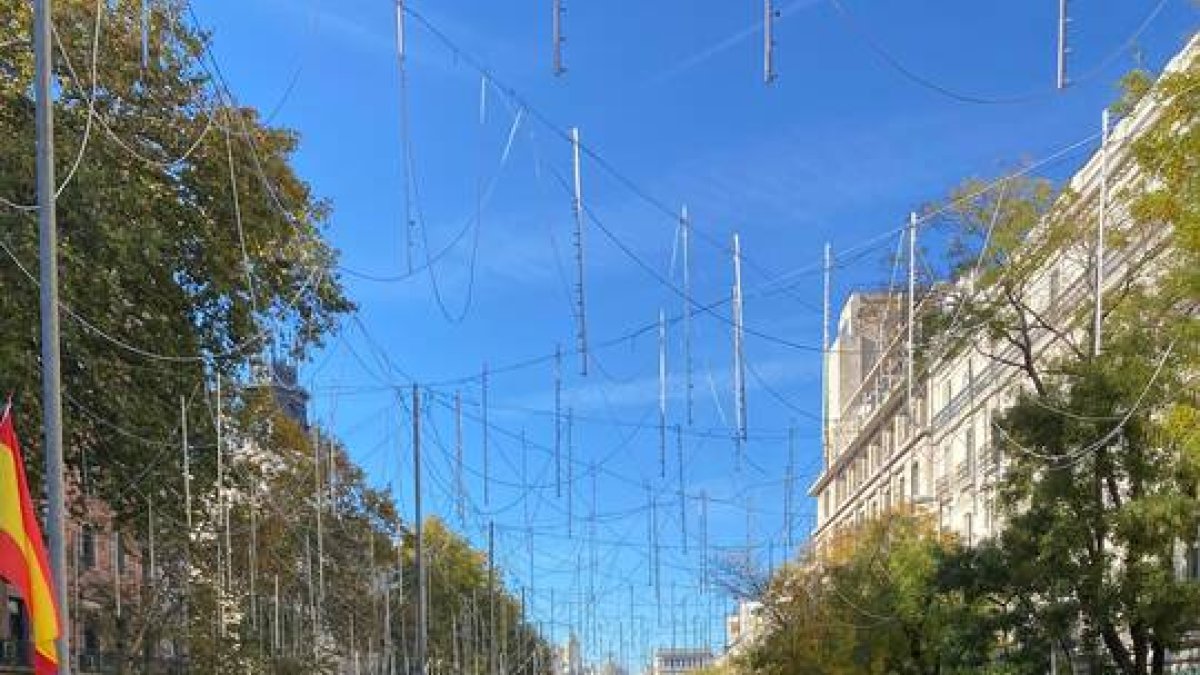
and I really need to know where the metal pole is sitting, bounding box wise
[482,364,490,505]
[181,396,191,659]
[555,344,562,498]
[1093,108,1110,357]
[34,0,70,669]
[488,522,497,675]
[677,426,686,555]
[413,385,427,675]
[216,374,226,639]
[552,0,565,75]
[312,426,325,627]
[571,128,589,374]
[455,391,464,523]
[658,310,667,479]
[681,206,694,426]
[822,242,831,463]
[395,0,406,61]
[763,0,777,84]
[701,491,708,593]
[273,574,280,654]
[907,212,917,420]
[1056,0,1069,90]
[732,234,747,442]
[786,425,795,550]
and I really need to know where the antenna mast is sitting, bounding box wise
[906,213,917,419]
[658,309,668,479]
[681,206,694,425]
[1056,0,1070,89]
[482,363,490,505]
[571,128,590,374]
[553,0,566,75]
[555,344,563,498]
[455,390,465,524]
[732,234,748,443]
[677,425,687,554]
[764,0,778,84]
[822,243,832,462]
[1093,108,1111,355]
[413,385,428,675]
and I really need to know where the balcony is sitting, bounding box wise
[955,461,973,491]
[980,446,1000,478]
[0,640,31,673]
[75,653,187,674]
[931,361,1000,430]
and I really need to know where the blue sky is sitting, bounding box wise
[199,0,1196,667]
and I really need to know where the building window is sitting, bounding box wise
[966,427,976,476]
[911,462,920,497]
[83,623,99,656]
[7,597,27,643]
[965,512,974,547]
[1049,267,1061,304]
[898,475,906,505]
[81,525,96,570]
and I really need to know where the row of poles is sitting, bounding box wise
[551,0,1071,88]
[30,0,1103,670]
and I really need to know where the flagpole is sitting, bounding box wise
[34,0,71,671]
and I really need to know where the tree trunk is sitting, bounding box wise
[1150,638,1165,675]
[1100,623,1136,674]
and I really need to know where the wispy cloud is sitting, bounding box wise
[652,0,825,83]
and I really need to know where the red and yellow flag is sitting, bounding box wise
[0,407,61,675]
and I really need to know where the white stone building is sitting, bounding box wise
[810,32,1199,551]
[650,647,714,675]
[723,599,764,660]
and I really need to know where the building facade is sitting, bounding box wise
[810,33,1198,550]
[723,599,764,660]
[650,647,713,675]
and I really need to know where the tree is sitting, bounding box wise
[928,53,1200,674]
[0,0,353,522]
[394,517,552,675]
[742,512,1000,675]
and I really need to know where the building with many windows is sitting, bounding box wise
[810,32,1199,551]
[650,647,714,675]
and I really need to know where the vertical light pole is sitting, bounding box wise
[34,0,70,670]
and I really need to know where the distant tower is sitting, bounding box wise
[253,357,310,428]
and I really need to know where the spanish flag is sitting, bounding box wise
[0,407,61,674]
